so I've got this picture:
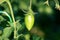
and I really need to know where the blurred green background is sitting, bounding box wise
[0,0,60,40]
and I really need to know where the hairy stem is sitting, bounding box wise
[6,0,17,40]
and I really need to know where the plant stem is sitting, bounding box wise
[6,0,17,40]
[29,0,32,9]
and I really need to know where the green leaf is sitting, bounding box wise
[0,16,5,22]
[2,27,13,38]
[16,22,22,31]
[3,38,9,40]
[16,22,25,31]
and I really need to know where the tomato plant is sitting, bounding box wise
[0,0,60,40]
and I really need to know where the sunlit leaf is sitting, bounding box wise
[16,22,21,31]
[16,22,25,31]
[2,27,13,38]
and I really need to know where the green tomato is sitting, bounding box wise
[38,6,44,13]
[44,6,53,14]
[25,11,34,31]
[38,2,53,14]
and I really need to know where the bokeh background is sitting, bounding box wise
[0,0,60,40]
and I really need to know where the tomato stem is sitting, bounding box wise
[6,0,17,40]
[29,0,32,9]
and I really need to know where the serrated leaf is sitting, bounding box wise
[16,22,22,31]
[16,22,25,31]
[2,27,13,38]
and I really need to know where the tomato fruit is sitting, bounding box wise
[38,2,53,14]
[44,5,53,14]
[25,10,34,31]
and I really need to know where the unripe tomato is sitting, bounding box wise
[44,6,53,14]
[38,6,44,13]
[38,2,53,15]
[25,10,34,31]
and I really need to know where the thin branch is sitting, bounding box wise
[0,11,12,23]
[6,0,17,39]
[17,34,24,38]
[29,0,32,9]
[21,9,27,13]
